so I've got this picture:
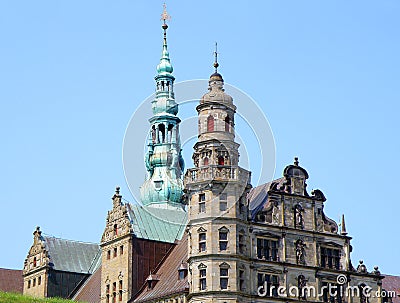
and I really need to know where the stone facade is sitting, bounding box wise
[19,9,390,303]
[100,187,134,303]
[23,227,49,298]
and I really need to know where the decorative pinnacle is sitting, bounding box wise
[341,214,348,235]
[115,186,120,195]
[294,157,299,166]
[213,42,219,72]
[161,3,171,31]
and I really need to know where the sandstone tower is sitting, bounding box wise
[184,55,252,302]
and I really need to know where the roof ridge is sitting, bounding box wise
[42,234,99,246]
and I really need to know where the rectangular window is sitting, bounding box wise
[38,276,41,286]
[33,278,36,287]
[257,273,279,297]
[28,280,31,289]
[220,268,228,290]
[256,238,279,261]
[199,193,206,213]
[114,247,117,258]
[219,231,228,251]
[107,250,111,260]
[239,197,245,214]
[200,269,206,290]
[199,233,206,252]
[119,291,122,302]
[238,234,245,254]
[239,270,245,291]
[219,193,227,211]
[321,247,341,270]
[120,245,124,255]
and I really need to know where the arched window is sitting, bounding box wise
[224,116,230,132]
[207,115,214,132]
[33,257,37,267]
[218,156,225,166]
[158,124,165,143]
[151,125,156,143]
[114,224,118,236]
[203,157,209,166]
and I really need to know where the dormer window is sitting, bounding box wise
[146,274,159,290]
[178,262,188,280]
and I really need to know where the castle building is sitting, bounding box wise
[17,6,395,303]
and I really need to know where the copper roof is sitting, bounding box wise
[42,236,101,274]
[383,275,400,303]
[73,267,102,303]
[0,268,23,293]
[133,234,188,302]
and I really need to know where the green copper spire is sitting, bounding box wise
[140,5,184,208]
[156,15,173,76]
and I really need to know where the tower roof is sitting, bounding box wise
[156,4,173,77]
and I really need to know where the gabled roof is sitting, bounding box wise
[43,236,101,274]
[0,268,23,293]
[383,275,400,303]
[126,203,187,243]
[133,234,189,302]
[73,267,102,303]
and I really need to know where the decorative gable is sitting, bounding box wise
[23,227,49,275]
[101,187,133,244]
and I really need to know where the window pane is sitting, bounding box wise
[219,232,228,240]
[220,202,227,211]
[220,241,227,251]
[220,278,228,289]
[220,268,228,276]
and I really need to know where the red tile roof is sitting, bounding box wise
[133,234,189,302]
[383,275,400,303]
[0,268,23,293]
[73,267,102,303]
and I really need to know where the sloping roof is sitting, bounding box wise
[383,275,400,303]
[127,203,187,243]
[133,233,189,302]
[73,267,102,303]
[0,268,23,293]
[43,236,101,274]
[248,178,284,219]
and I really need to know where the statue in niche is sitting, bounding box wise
[272,205,280,225]
[294,204,304,229]
[295,239,306,265]
[298,275,307,300]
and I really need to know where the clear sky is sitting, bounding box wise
[0,1,399,275]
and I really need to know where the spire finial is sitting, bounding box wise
[294,157,299,166]
[213,42,219,72]
[161,3,171,38]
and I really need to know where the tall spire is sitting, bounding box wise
[157,4,173,76]
[140,5,184,207]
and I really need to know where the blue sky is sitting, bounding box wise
[0,1,399,274]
